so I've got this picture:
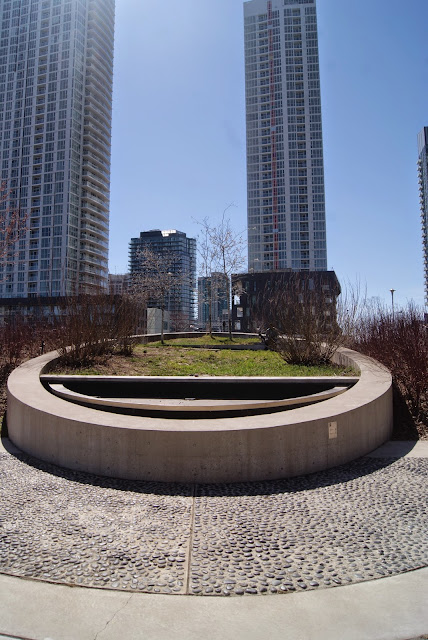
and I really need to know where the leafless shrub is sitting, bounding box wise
[0,317,31,383]
[354,302,428,429]
[255,273,344,366]
[55,292,140,367]
[110,294,142,356]
[0,313,60,387]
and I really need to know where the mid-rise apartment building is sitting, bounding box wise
[108,273,129,296]
[0,0,114,300]
[418,127,428,305]
[129,229,196,330]
[198,272,228,330]
[232,269,340,332]
[244,0,327,272]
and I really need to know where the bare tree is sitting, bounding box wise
[0,183,27,286]
[130,246,183,344]
[196,218,216,336]
[196,206,245,340]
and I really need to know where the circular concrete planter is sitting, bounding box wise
[6,348,393,483]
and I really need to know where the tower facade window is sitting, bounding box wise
[244,0,327,273]
[0,0,115,300]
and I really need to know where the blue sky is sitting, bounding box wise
[109,0,428,308]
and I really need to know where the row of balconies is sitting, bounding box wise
[81,220,109,239]
[83,149,110,173]
[83,158,110,180]
[85,56,113,92]
[85,71,112,105]
[82,169,110,190]
[88,27,115,63]
[84,100,111,128]
[81,198,108,220]
[86,59,113,89]
[80,250,106,266]
[81,218,109,238]
[88,2,115,35]
[79,263,106,277]
[84,113,110,140]
[86,38,114,74]
[85,88,111,115]
[84,121,110,149]
[86,33,114,68]
[87,26,114,53]
[82,189,109,210]
[83,129,109,154]
[80,232,109,250]
[82,180,109,202]
[81,241,107,259]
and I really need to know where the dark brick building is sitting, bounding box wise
[231,270,340,333]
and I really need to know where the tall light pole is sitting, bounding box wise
[390,289,395,320]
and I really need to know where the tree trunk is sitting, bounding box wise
[208,280,213,337]
[161,304,165,345]
[227,277,232,341]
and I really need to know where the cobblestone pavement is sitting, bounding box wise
[0,447,427,597]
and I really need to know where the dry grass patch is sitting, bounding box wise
[56,344,357,378]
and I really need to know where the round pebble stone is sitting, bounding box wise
[0,451,426,597]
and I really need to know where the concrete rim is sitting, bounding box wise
[6,346,393,482]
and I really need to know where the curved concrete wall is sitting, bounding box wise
[6,348,393,483]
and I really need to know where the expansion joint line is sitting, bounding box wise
[184,483,197,595]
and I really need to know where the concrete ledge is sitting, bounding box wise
[6,348,393,483]
[41,376,355,415]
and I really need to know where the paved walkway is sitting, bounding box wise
[0,568,427,640]
[0,440,427,640]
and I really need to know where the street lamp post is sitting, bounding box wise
[390,289,395,320]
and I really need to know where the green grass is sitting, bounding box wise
[60,344,358,378]
[150,335,261,347]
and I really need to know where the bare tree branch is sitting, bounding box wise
[195,206,245,340]
[129,246,183,344]
[0,182,28,278]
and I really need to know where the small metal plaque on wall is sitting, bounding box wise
[328,421,338,439]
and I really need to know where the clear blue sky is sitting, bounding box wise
[109,0,428,309]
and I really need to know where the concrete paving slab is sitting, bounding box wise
[0,570,427,640]
[368,440,428,458]
[0,575,131,640]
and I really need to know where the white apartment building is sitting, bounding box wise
[418,127,428,305]
[244,0,327,272]
[0,0,114,299]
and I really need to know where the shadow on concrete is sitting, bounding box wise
[367,440,420,458]
[391,384,421,441]
[1,436,408,498]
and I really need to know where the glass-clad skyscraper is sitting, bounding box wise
[418,127,428,305]
[244,0,327,272]
[0,0,114,299]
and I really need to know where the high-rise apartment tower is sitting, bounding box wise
[0,0,114,299]
[244,0,327,272]
[417,127,428,305]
